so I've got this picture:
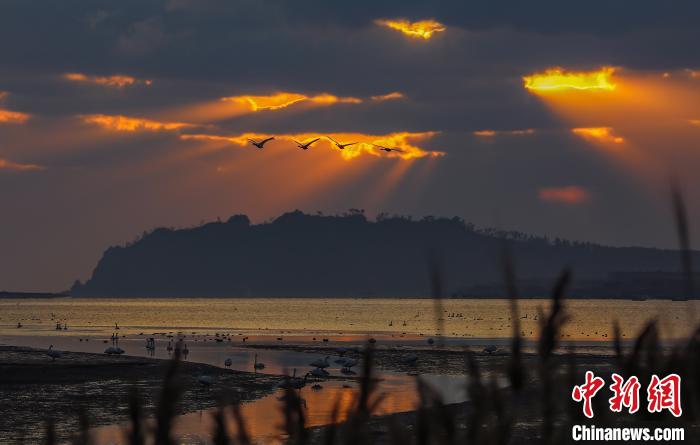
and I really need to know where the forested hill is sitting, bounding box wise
[71,211,695,298]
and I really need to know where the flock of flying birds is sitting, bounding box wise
[248,135,405,153]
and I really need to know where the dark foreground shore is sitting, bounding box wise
[0,346,279,443]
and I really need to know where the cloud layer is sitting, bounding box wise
[1,0,699,290]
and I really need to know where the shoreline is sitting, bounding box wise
[2,295,696,300]
[0,346,279,443]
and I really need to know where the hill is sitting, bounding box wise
[71,211,696,298]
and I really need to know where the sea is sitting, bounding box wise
[1,297,697,444]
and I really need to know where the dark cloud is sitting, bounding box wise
[0,0,699,290]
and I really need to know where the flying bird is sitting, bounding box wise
[327,136,357,150]
[372,144,405,153]
[248,137,275,149]
[291,138,320,150]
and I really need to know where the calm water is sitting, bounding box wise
[1,297,697,444]
[1,297,698,341]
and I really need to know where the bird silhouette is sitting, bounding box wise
[254,353,265,370]
[47,345,62,361]
[248,137,275,149]
[327,136,357,150]
[291,138,320,150]
[310,356,330,368]
[372,144,404,153]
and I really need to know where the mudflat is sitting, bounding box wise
[0,346,279,443]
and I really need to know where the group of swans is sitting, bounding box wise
[277,368,309,390]
[247,136,405,153]
[223,353,265,371]
[104,345,125,355]
[308,354,360,377]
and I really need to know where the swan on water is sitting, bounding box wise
[310,367,329,378]
[198,375,213,388]
[253,354,265,370]
[309,356,330,369]
[277,369,308,389]
[104,346,125,355]
[483,345,498,354]
[401,354,418,365]
[47,345,62,361]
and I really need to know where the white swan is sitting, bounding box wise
[104,346,125,355]
[198,375,213,388]
[310,367,329,378]
[277,369,308,389]
[253,354,265,370]
[483,345,498,354]
[309,356,330,369]
[47,345,62,361]
[401,354,418,365]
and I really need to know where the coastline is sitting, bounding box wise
[0,346,279,443]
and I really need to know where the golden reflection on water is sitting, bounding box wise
[1,298,698,341]
[90,378,422,444]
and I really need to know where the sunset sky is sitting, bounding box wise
[2,1,700,291]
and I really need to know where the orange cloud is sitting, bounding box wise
[221,92,363,111]
[538,186,590,204]
[81,114,195,132]
[0,109,31,124]
[0,158,44,171]
[180,131,444,160]
[572,127,625,145]
[690,119,700,127]
[371,92,405,101]
[63,72,151,88]
[522,66,700,187]
[473,128,535,137]
[375,19,446,40]
[523,67,617,93]
[165,90,396,123]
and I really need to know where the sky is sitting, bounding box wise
[1,0,700,291]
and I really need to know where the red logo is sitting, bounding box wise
[647,374,682,417]
[609,373,641,414]
[572,372,682,418]
[572,371,606,418]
